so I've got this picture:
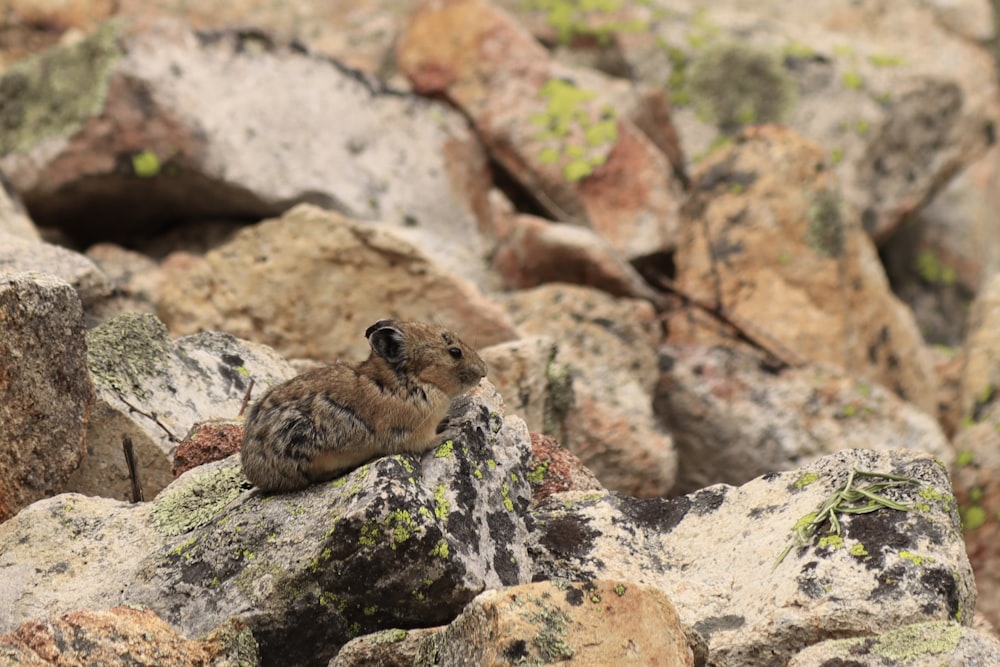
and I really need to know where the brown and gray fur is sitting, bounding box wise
[240,319,487,491]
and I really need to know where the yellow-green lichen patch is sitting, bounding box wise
[131,149,161,178]
[0,18,124,155]
[501,483,515,512]
[614,583,626,596]
[152,464,250,536]
[527,461,549,484]
[794,472,820,490]
[431,539,449,558]
[384,509,418,550]
[898,550,935,567]
[531,78,618,183]
[433,484,450,520]
[686,41,797,134]
[523,0,649,45]
[960,505,987,531]
[915,250,958,286]
[817,535,843,549]
[828,620,964,662]
[358,517,381,547]
[954,450,974,467]
[849,542,868,558]
[87,312,172,401]
[868,53,906,68]
[434,440,454,458]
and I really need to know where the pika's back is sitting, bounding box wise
[240,319,487,491]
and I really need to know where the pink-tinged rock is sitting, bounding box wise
[0,273,92,522]
[0,606,259,666]
[172,418,244,478]
[397,0,685,258]
[527,432,604,505]
[492,213,661,301]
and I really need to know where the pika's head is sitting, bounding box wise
[365,319,487,396]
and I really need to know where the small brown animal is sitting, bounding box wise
[240,319,487,491]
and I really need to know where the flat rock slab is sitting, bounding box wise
[0,272,93,522]
[529,448,974,667]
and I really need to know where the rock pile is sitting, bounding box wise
[2,0,1000,664]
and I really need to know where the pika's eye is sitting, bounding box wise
[448,347,463,360]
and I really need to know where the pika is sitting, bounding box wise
[240,319,487,491]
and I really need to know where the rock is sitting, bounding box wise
[0,385,534,667]
[66,312,297,501]
[491,213,663,301]
[83,242,162,323]
[950,272,1000,632]
[529,448,974,666]
[479,336,570,434]
[0,175,39,240]
[397,0,685,259]
[156,204,517,362]
[787,619,1000,666]
[500,283,676,496]
[0,607,259,667]
[171,418,244,478]
[672,125,937,414]
[0,272,93,522]
[0,16,492,283]
[655,343,953,494]
[526,432,603,506]
[434,580,695,667]
[0,232,111,310]
[331,627,441,667]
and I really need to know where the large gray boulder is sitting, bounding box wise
[529,448,974,666]
[0,382,533,667]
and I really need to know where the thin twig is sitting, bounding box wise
[122,436,144,503]
[239,378,255,417]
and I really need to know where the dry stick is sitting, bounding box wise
[239,378,255,417]
[122,435,144,503]
[650,274,806,370]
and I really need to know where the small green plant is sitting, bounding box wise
[775,468,920,567]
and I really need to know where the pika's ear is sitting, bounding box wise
[366,321,406,365]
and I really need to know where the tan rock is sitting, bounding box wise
[0,606,259,667]
[435,580,695,666]
[0,233,111,310]
[397,0,684,258]
[0,273,92,522]
[673,125,936,414]
[500,284,676,497]
[479,336,560,434]
[0,180,39,240]
[157,204,517,362]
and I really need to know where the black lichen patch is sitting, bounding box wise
[690,487,728,515]
[843,510,915,571]
[870,563,908,603]
[487,509,522,586]
[503,639,530,662]
[747,503,782,519]
[920,567,961,619]
[618,495,690,534]
[564,587,584,606]
[796,561,826,599]
[692,614,746,639]
[538,514,599,559]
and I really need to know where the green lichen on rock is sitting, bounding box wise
[87,312,172,401]
[531,78,618,182]
[544,356,575,435]
[0,18,123,155]
[825,620,965,662]
[523,0,650,45]
[152,463,251,536]
[805,188,846,258]
[686,41,797,133]
[131,149,161,178]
